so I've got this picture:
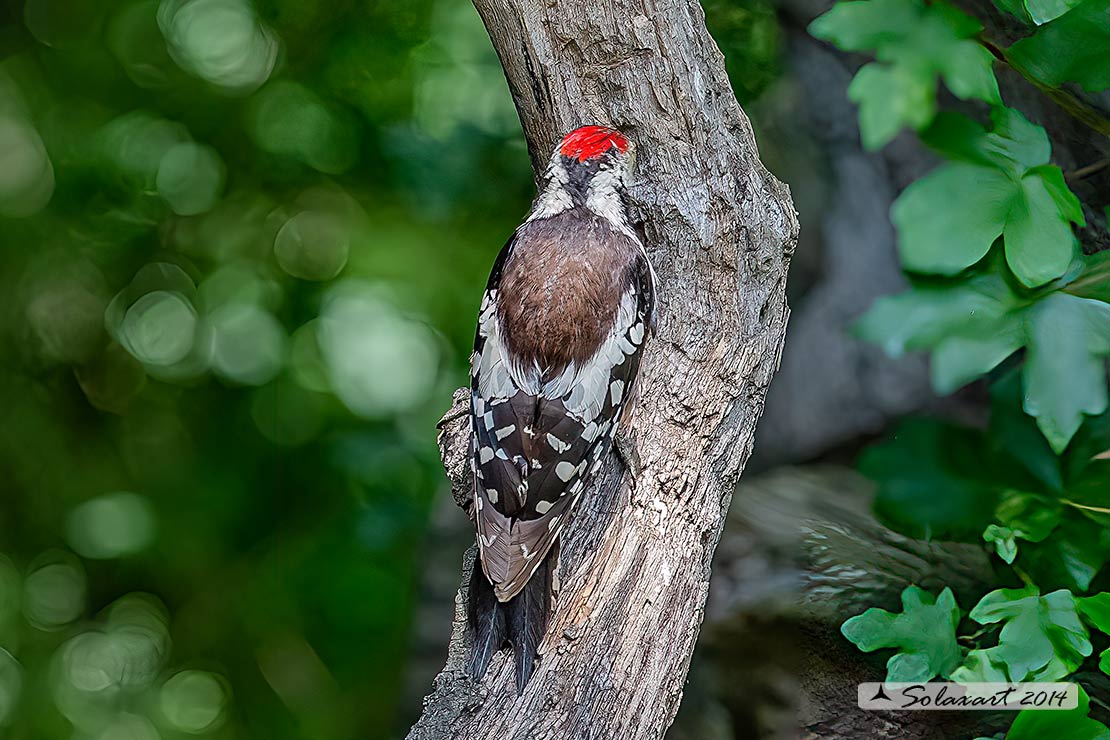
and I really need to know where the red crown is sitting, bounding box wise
[559,126,629,163]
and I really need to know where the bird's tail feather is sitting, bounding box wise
[506,552,551,693]
[467,554,506,683]
[467,549,553,694]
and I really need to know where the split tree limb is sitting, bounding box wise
[407,1,797,737]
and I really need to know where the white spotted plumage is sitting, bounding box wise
[467,126,655,613]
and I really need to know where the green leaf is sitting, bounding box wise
[938,40,1001,104]
[1007,686,1110,740]
[855,271,1024,356]
[995,490,1062,542]
[1004,171,1080,286]
[990,494,1074,572]
[1078,592,1110,675]
[1023,294,1110,452]
[1021,516,1110,592]
[968,587,1091,681]
[990,107,1055,169]
[1008,0,1110,93]
[990,372,1065,492]
[931,326,1024,394]
[923,108,1051,175]
[856,270,1030,396]
[1034,165,1086,225]
[849,63,936,150]
[808,0,922,51]
[984,491,1061,564]
[906,108,1082,286]
[1065,251,1110,303]
[811,0,999,147]
[951,647,1014,683]
[861,420,1000,540]
[1025,0,1083,24]
[992,0,1034,23]
[893,163,1014,275]
[841,586,962,681]
[984,524,1019,563]
[1063,458,1110,531]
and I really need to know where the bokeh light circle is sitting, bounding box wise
[102,593,171,689]
[159,670,229,733]
[0,115,55,217]
[120,291,198,367]
[273,210,350,281]
[65,492,156,560]
[96,712,161,740]
[158,0,280,95]
[206,303,286,385]
[247,80,357,173]
[22,553,85,631]
[318,281,440,417]
[156,141,225,215]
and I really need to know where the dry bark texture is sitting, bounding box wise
[406,1,798,738]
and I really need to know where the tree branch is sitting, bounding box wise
[406,1,798,737]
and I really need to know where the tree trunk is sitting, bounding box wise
[406,1,798,737]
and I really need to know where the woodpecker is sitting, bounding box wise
[466,125,656,693]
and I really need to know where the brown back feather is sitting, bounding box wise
[498,212,637,374]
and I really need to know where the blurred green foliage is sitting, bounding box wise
[815,0,1110,735]
[0,0,533,737]
[0,0,784,738]
[702,0,781,104]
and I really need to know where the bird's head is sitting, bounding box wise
[530,125,635,224]
[557,125,632,169]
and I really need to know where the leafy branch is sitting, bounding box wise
[813,0,1110,452]
[812,0,1110,735]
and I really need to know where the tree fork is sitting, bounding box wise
[407,1,797,737]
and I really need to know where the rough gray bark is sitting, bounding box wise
[406,1,798,737]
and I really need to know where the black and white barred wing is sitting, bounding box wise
[470,259,653,602]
